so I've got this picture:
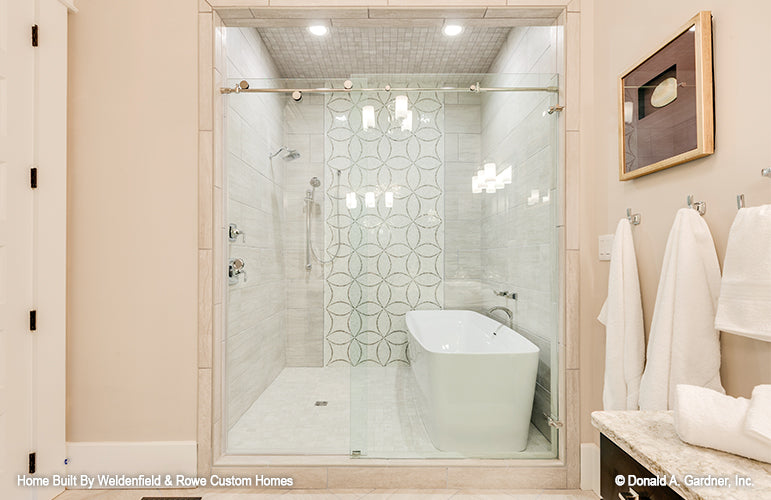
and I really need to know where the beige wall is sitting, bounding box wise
[581,0,771,443]
[67,0,199,441]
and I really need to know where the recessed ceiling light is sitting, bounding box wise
[308,24,328,36]
[443,24,463,37]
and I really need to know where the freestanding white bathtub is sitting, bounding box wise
[406,310,540,453]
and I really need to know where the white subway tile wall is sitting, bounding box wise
[283,96,326,367]
[480,26,560,440]
[443,92,484,312]
[224,27,287,429]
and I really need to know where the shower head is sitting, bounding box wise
[283,149,301,161]
[309,177,321,188]
[269,147,301,161]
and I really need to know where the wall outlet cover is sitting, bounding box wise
[598,234,614,261]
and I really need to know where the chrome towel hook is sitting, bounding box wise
[626,208,641,225]
[687,195,707,216]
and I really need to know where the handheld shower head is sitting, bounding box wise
[307,176,322,201]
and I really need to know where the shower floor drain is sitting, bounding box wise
[314,401,328,406]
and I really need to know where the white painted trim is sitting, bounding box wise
[66,441,197,488]
[580,442,600,496]
[57,0,78,13]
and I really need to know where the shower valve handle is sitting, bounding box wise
[229,258,247,281]
[229,223,244,241]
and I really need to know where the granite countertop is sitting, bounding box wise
[592,411,771,500]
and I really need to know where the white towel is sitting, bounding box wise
[674,384,771,464]
[745,385,771,445]
[639,209,724,410]
[714,205,771,342]
[598,218,645,410]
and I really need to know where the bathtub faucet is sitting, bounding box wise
[487,306,513,332]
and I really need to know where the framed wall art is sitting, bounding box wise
[618,11,714,181]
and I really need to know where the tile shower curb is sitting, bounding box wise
[210,463,569,489]
[197,0,583,489]
[214,456,565,467]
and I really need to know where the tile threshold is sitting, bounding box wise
[214,455,566,468]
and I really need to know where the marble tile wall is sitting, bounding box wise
[479,26,560,440]
[323,83,445,365]
[288,85,486,366]
[224,27,287,429]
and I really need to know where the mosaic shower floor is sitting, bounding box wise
[227,367,552,458]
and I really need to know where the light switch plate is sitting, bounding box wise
[598,234,614,261]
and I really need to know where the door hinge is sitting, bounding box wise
[29,310,37,331]
[31,25,38,47]
[30,167,38,189]
[28,452,36,474]
[544,412,564,428]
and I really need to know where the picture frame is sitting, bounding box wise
[618,11,714,181]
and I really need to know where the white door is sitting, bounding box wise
[0,0,67,498]
[0,0,36,498]
[33,1,68,497]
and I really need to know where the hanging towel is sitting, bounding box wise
[745,385,771,445]
[714,205,771,342]
[674,384,771,464]
[639,209,724,410]
[598,218,645,410]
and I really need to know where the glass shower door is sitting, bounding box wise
[340,77,447,458]
[344,74,562,459]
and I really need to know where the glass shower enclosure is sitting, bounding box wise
[222,73,561,460]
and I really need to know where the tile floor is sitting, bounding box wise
[53,488,599,499]
[227,367,553,458]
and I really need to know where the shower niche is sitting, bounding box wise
[219,21,563,461]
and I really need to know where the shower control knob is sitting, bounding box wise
[229,258,246,280]
[228,223,243,241]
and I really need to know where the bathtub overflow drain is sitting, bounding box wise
[314,401,328,406]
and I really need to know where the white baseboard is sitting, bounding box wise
[580,442,600,496]
[65,441,197,488]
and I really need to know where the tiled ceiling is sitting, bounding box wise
[255,26,513,79]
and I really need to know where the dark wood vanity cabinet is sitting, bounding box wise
[600,435,683,499]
